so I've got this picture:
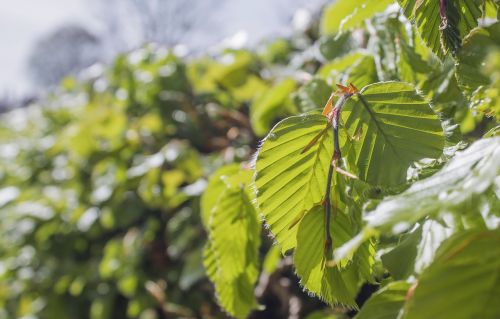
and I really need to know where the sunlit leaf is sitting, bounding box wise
[251,78,296,136]
[456,22,500,94]
[381,220,452,279]
[293,79,333,113]
[204,169,261,318]
[341,82,445,186]
[255,113,333,253]
[294,206,358,307]
[398,0,482,58]
[321,0,393,35]
[201,164,242,227]
[365,137,500,232]
[403,229,500,319]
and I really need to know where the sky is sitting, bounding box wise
[0,0,326,97]
[0,0,93,96]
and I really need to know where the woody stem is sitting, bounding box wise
[323,93,350,259]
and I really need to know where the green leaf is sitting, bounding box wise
[250,78,297,136]
[398,37,432,84]
[294,206,358,307]
[210,178,259,281]
[318,52,366,83]
[321,0,394,35]
[398,0,482,58]
[403,229,500,319]
[203,169,261,318]
[381,220,452,279]
[343,55,379,89]
[254,113,333,253]
[381,226,423,280]
[354,281,411,319]
[204,243,258,318]
[318,33,356,61]
[456,22,500,95]
[341,82,445,187]
[293,79,333,113]
[262,245,282,274]
[201,164,241,227]
[420,57,468,121]
[484,0,500,19]
[365,137,500,233]
[305,310,340,319]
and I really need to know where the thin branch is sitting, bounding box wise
[323,146,335,260]
[323,93,349,260]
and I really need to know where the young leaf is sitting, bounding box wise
[201,164,241,226]
[318,32,356,61]
[203,169,261,318]
[403,229,500,319]
[254,113,333,253]
[204,243,258,319]
[381,220,453,279]
[354,281,411,319]
[294,79,333,113]
[294,205,358,307]
[341,55,379,89]
[318,52,366,84]
[341,82,445,187]
[456,22,500,95]
[398,0,482,59]
[365,137,500,233]
[250,78,297,136]
[321,0,394,35]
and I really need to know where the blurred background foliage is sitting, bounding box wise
[0,17,320,318]
[0,1,499,318]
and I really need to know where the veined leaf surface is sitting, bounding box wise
[255,113,333,253]
[203,168,261,318]
[365,137,500,232]
[294,205,358,307]
[341,82,444,187]
[456,22,500,94]
[403,229,500,319]
[398,0,482,58]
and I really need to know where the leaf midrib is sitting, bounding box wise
[355,94,406,164]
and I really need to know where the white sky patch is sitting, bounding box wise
[0,0,327,96]
[0,0,93,96]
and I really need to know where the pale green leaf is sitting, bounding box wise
[381,220,452,279]
[398,0,482,58]
[318,52,366,83]
[365,137,500,232]
[398,38,432,84]
[342,55,379,88]
[250,78,297,136]
[484,0,500,19]
[403,229,500,319]
[305,310,340,319]
[293,79,333,113]
[456,22,500,94]
[294,205,358,307]
[204,243,258,319]
[321,0,394,35]
[201,164,241,227]
[263,245,282,274]
[381,226,422,280]
[354,281,411,319]
[341,82,445,186]
[203,169,261,318]
[254,113,333,253]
